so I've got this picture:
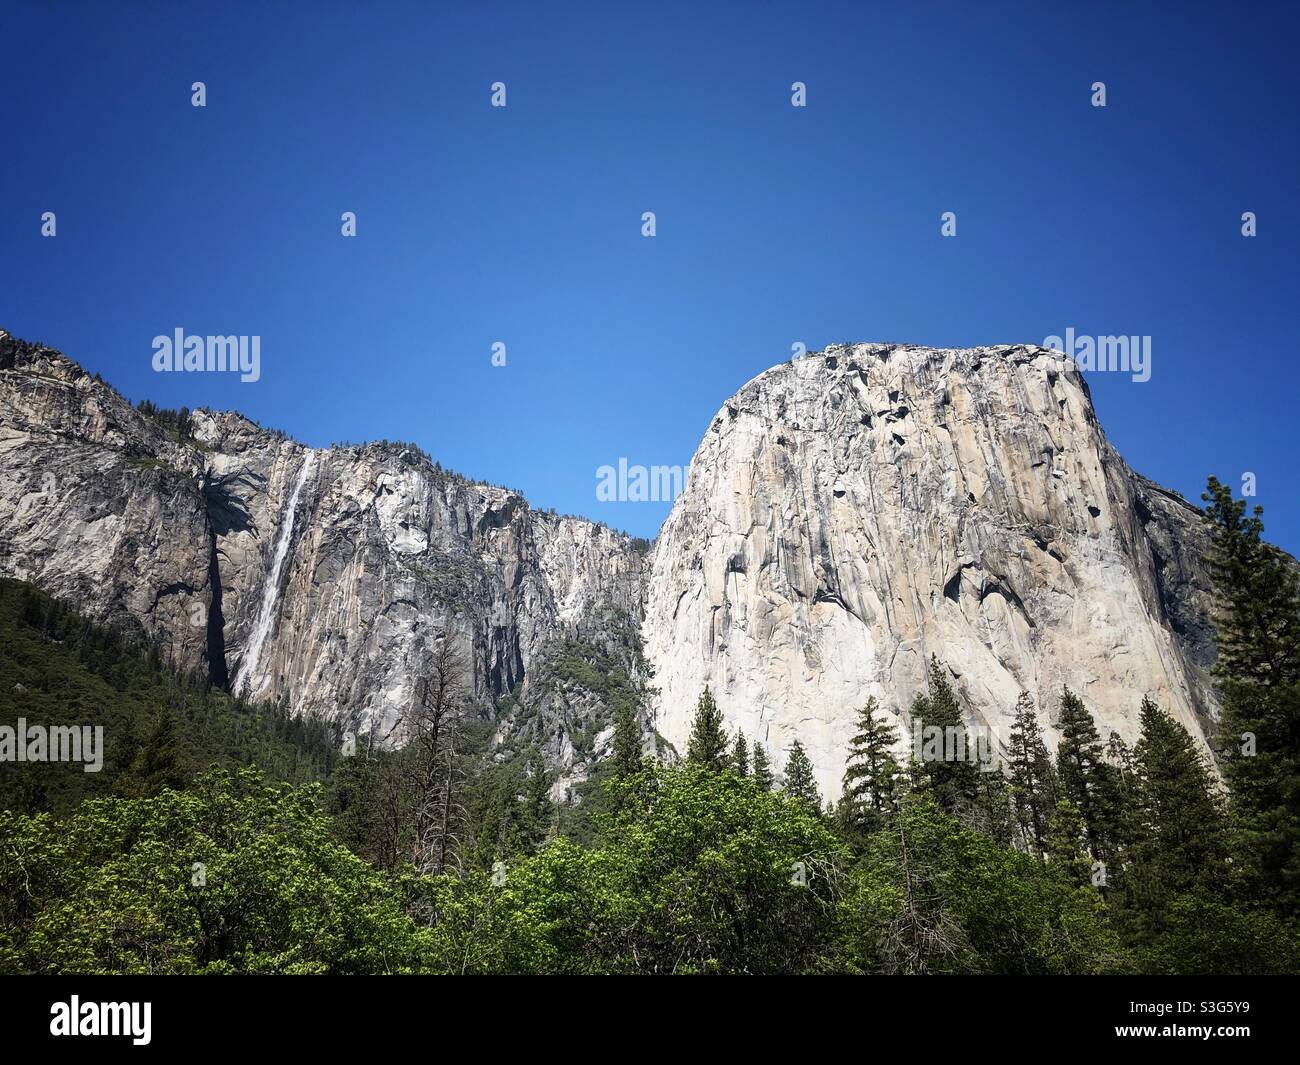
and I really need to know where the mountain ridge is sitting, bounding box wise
[1,329,1229,798]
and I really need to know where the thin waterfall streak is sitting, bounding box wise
[236,450,316,700]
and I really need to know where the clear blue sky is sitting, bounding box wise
[2,1,1297,549]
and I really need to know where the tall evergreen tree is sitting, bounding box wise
[116,707,186,798]
[1129,697,1227,905]
[1202,477,1300,917]
[842,697,901,832]
[1046,797,1094,888]
[686,687,729,771]
[751,743,774,791]
[1104,730,1144,869]
[1054,687,1121,867]
[783,740,822,812]
[731,730,750,776]
[611,702,642,781]
[518,749,554,852]
[911,658,979,817]
[972,764,1016,847]
[1006,693,1059,858]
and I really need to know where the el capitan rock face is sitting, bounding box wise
[643,343,1219,796]
[0,331,1223,799]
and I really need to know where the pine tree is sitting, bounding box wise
[611,702,642,781]
[1046,797,1094,888]
[1203,477,1300,689]
[731,730,750,776]
[117,708,186,798]
[751,743,774,791]
[606,702,650,818]
[842,697,900,832]
[1006,692,1058,857]
[518,749,554,852]
[972,765,1016,847]
[783,740,822,812]
[911,658,979,817]
[1055,687,1121,866]
[1104,730,1143,867]
[686,687,729,772]
[1202,477,1300,916]
[1130,697,1227,904]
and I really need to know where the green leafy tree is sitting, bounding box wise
[847,792,1125,975]
[0,769,430,974]
[1137,895,1300,975]
[420,763,847,974]
[686,687,729,772]
[972,764,1016,847]
[116,707,187,799]
[518,749,554,853]
[1045,797,1093,888]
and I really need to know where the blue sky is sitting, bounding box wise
[2,0,1297,549]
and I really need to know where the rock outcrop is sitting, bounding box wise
[1,331,1227,800]
[643,343,1219,796]
[0,331,648,777]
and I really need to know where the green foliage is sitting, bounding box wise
[1128,697,1227,906]
[845,792,1127,974]
[751,742,774,791]
[1202,476,1300,689]
[1134,893,1300,975]
[117,707,187,798]
[1202,476,1300,917]
[0,769,430,974]
[842,697,900,834]
[417,763,847,974]
[1054,687,1122,867]
[1006,692,1058,858]
[611,702,642,781]
[0,579,338,816]
[731,730,750,776]
[686,687,728,771]
[1045,797,1093,887]
[909,658,979,816]
[782,740,822,812]
[517,749,555,851]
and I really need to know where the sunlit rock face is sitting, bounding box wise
[641,344,1219,798]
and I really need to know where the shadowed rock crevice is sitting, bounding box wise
[205,527,229,690]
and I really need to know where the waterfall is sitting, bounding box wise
[236,449,316,700]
